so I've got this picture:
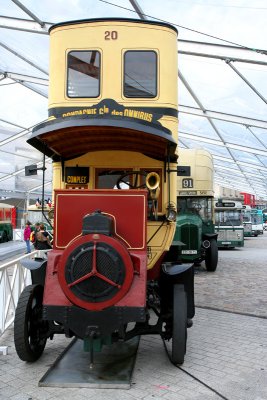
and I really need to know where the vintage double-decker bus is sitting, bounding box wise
[14,18,195,366]
[173,149,218,271]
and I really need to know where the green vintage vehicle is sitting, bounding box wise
[0,202,14,243]
[173,149,218,272]
[0,222,13,243]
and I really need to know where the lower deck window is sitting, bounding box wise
[95,168,162,215]
[95,169,133,189]
[178,197,213,222]
[215,210,242,226]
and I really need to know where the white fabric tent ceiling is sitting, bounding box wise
[0,0,267,200]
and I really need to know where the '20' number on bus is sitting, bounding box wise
[105,31,118,40]
[182,178,193,188]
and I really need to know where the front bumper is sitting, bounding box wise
[43,305,146,339]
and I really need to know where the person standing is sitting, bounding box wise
[35,223,52,250]
[32,222,40,249]
[23,221,31,254]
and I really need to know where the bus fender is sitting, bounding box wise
[20,258,47,286]
[203,232,218,241]
[20,258,47,271]
[161,262,193,277]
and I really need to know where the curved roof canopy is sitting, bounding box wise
[0,0,267,201]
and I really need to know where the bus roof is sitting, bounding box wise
[49,18,178,34]
[0,203,14,208]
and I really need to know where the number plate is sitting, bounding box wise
[181,250,197,254]
[221,242,231,244]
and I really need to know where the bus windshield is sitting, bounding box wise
[177,197,213,222]
[242,210,251,223]
[215,210,242,226]
[243,214,251,222]
[251,214,262,225]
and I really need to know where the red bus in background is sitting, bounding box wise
[0,203,16,228]
[0,203,15,242]
[240,192,256,208]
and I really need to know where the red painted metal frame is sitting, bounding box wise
[43,189,148,310]
[54,189,147,250]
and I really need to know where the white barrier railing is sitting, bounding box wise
[13,229,24,242]
[0,251,41,338]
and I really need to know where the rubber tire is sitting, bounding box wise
[172,284,187,365]
[14,284,47,362]
[205,239,218,272]
[2,231,8,243]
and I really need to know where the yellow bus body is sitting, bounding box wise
[177,149,214,197]
[28,19,178,272]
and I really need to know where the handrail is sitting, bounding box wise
[0,250,42,337]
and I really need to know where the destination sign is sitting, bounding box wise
[179,191,197,196]
[215,202,235,207]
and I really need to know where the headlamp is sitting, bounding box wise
[166,206,177,222]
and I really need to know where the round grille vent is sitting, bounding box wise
[65,241,125,302]
[58,234,134,310]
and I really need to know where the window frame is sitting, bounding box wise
[66,50,101,99]
[123,50,158,99]
[95,168,134,189]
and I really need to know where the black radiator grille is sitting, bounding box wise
[181,224,199,249]
[65,241,125,303]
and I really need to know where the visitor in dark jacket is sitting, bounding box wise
[35,223,52,250]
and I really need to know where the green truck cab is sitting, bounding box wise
[174,149,218,272]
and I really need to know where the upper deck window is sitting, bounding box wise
[124,51,157,98]
[67,51,100,98]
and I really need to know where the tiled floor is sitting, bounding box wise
[1,233,267,400]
